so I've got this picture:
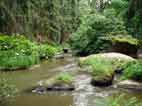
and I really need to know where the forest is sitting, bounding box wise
[0,0,142,106]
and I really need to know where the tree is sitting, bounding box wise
[0,0,80,43]
[127,0,142,38]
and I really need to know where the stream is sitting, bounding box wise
[0,55,142,106]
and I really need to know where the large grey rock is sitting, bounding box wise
[116,80,142,90]
[79,52,135,63]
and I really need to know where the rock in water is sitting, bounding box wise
[47,83,75,91]
[31,86,47,94]
[116,80,142,91]
[91,75,114,87]
[79,53,135,87]
[79,52,135,65]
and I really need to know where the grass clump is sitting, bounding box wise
[96,94,141,106]
[122,60,142,81]
[79,56,114,72]
[91,59,114,81]
[55,73,73,84]
[88,58,114,83]
[79,56,114,83]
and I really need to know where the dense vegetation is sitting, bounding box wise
[69,11,126,55]
[0,0,142,105]
[0,34,58,70]
[122,61,142,81]
[69,0,142,56]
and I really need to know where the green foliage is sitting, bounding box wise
[105,94,141,106]
[0,54,39,70]
[79,56,114,81]
[96,94,142,106]
[55,73,73,84]
[90,58,114,80]
[0,79,17,102]
[125,0,142,38]
[0,34,39,70]
[0,0,79,43]
[38,44,58,59]
[79,56,111,67]
[108,0,128,13]
[122,60,142,81]
[0,34,60,70]
[69,12,126,55]
[103,8,118,18]
[127,12,142,38]
[79,53,135,75]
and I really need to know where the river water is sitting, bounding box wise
[0,55,142,106]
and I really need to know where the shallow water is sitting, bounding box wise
[0,56,142,106]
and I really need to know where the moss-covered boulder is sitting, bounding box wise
[46,73,74,91]
[102,35,140,57]
[90,62,114,86]
[79,52,135,69]
[80,56,115,86]
[79,53,135,86]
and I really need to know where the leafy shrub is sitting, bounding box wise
[0,34,39,70]
[0,34,60,70]
[122,60,142,81]
[108,0,128,13]
[0,53,39,70]
[38,44,58,59]
[69,13,126,56]
[0,79,17,102]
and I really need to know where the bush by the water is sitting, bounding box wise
[122,61,142,82]
[69,12,126,56]
[0,34,58,70]
[0,79,17,102]
[0,34,39,70]
[38,44,58,59]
